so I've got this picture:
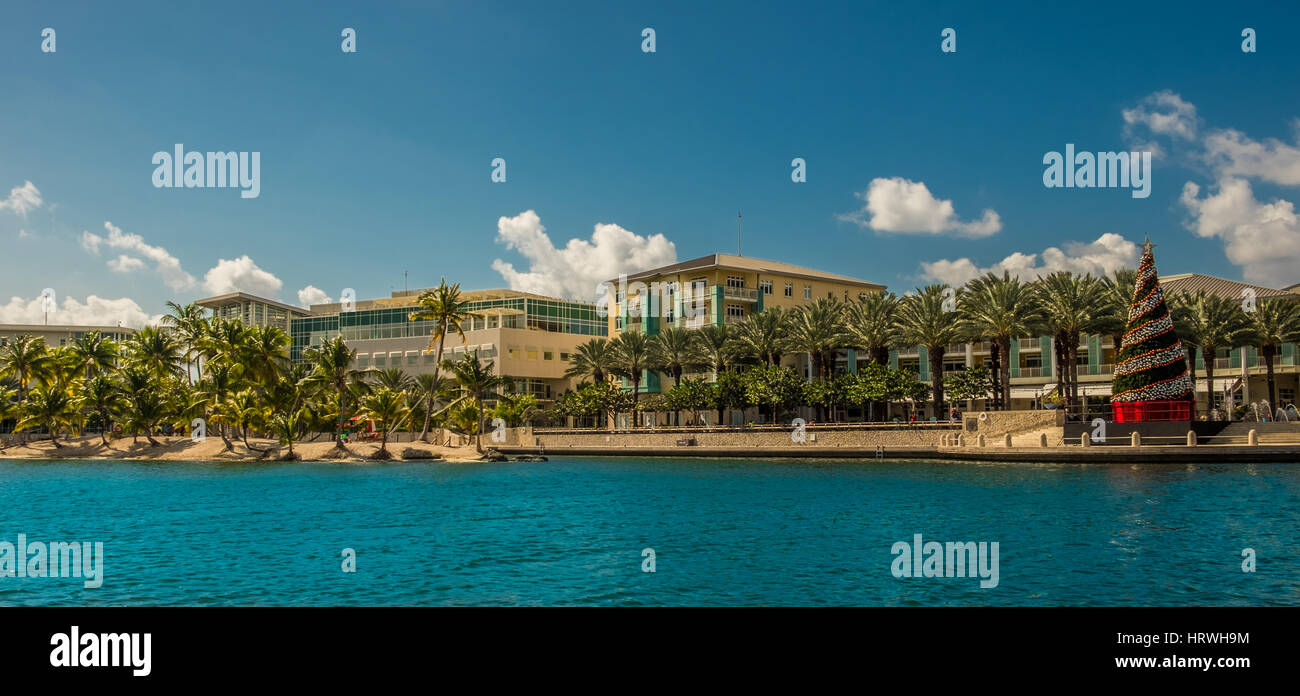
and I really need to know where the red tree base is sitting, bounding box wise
[1112,400,1191,423]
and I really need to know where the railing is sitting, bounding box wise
[1019,367,1043,377]
[1095,363,1114,375]
[532,421,962,435]
[722,286,758,301]
[1214,358,1231,370]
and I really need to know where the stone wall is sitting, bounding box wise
[511,425,952,450]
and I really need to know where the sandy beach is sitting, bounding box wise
[0,434,495,463]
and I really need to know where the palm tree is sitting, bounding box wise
[16,386,77,448]
[1100,268,1139,353]
[372,367,415,393]
[198,361,245,450]
[69,331,120,379]
[611,330,652,425]
[302,336,361,452]
[359,387,412,458]
[271,409,304,460]
[412,372,453,441]
[227,388,271,452]
[408,279,474,442]
[163,301,208,383]
[843,292,899,367]
[961,273,1042,410]
[897,285,966,418]
[649,327,698,388]
[1173,292,1252,416]
[733,307,786,366]
[77,374,123,446]
[783,298,847,381]
[1036,272,1108,409]
[565,338,616,383]
[0,334,52,405]
[125,326,184,382]
[691,324,735,377]
[1246,300,1300,411]
[445,351,511,453]
[241,324,291,386]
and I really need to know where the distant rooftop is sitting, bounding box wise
[612,253,885,289]
[1160,273,1296,302]
[307,287,594,314]
[0,323,138,333]
[195,292,310,316]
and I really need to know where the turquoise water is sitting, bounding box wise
[1,457,1298,606]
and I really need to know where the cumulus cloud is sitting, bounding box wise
[1179,178,1300,287]
[296,285,332,307]
[80,221,196,290]
[919,233,1139,287]
[1202,127,1300,186]
[838,177,1001,238]
[1123,90,1199,142]
[490,210,678,300]
[0,181,42,217]
[107,255,146,273]
[202,255,284,297]
[0,294,161,328]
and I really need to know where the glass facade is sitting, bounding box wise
[290,296,606,361]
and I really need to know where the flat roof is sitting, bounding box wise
[306,288,595,314]
[0,323,138,333]
[610,253,886,289]
[195,292,311,316]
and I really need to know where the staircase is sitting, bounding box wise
[1206,422,1300,444]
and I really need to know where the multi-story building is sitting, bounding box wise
[896,273,1300,417]
[605,253,888,395]
[0,323,137,350]
[195,292,310,331]
[285,288,605,401]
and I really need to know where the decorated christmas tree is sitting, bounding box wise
[1110,237,1193,422]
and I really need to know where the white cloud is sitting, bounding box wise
[838,177,1001,238]
[1202,127,1300,186]
[0,294,161,328]
[919,233,1139,287]
[1122,90,1199,141]
[490,210,677,300]
[80,221,196,290]
[107,255,146,273]
[202,255,284,297]
[0,181,42,217]
[1179,178,1300,287]
[296,285,332,307]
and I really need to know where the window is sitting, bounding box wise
[803,285,812,300]
[526,347,538,360]
[726,275,745,288]
[544,351,554,361]
[784,282,793,297]
[560,352,570,361]
[507,346,519,359]
[759,280,773,295]
[726,305,746,318]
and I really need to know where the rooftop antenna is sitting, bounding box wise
[737,212,742,256]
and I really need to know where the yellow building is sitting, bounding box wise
[605,253,886,393]
[287,288,605,402]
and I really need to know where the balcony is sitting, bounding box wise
[1019,367,1044,378]
[722,285,758,302]
[1214,358,1231,370]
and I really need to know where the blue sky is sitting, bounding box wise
[3,0,1299,326]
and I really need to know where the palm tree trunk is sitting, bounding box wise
[630,376,641,428]
[988,342,1001,411]
[929,346,945,418]
[475,396,485,453]
[1204,347,1218,416]
[1186,345,1199,420]
[1263,345,1278,411]
[420,333,449,442]
[999,337,1012,410]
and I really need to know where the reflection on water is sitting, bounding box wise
[0,457,1297,606]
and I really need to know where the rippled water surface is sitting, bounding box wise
[2,457,1298,606]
